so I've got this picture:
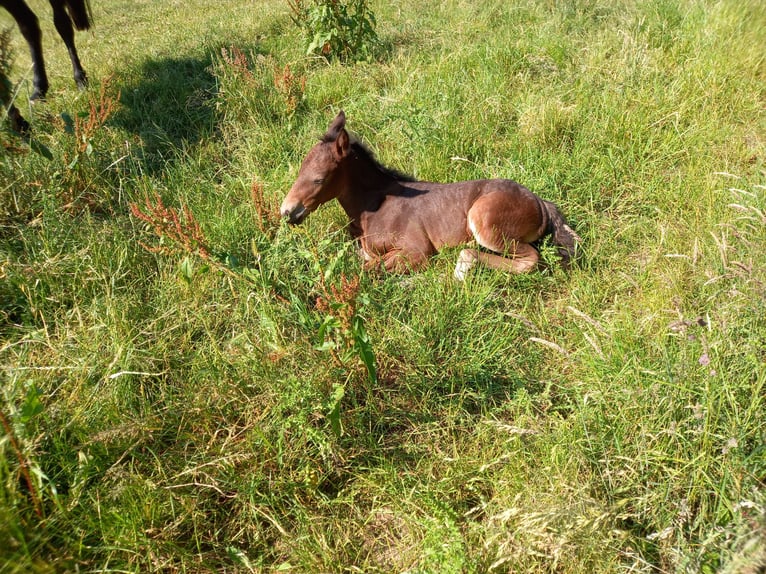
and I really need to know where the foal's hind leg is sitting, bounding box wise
[454,192,541,280]
[49,0,88,90]
[454,243,539,280]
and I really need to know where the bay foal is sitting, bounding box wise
[280,111,580,279]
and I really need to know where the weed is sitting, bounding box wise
[273,63,306,117]
[213,47,300,123]
[219,45,256,85]
[251,178,281,237]
[129,192,211,260]
[56,76,121,212]
[314,273,376,384]
[287,0,379,62]
[69,76,120,156]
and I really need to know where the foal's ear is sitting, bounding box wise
[326,110,346,139]
[325,110,349,159]
[334,127,350,159]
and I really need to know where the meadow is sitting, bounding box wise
[1,0,765,571]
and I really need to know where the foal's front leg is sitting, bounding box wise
[373,248,428,274]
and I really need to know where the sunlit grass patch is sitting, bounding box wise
[1,0,765,571]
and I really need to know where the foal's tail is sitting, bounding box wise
[542,200,581,269]
[64,0,94,30]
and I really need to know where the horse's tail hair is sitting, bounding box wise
[64,0,93,30]
[542,200,581,269]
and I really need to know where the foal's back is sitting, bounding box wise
[369,178,544,250]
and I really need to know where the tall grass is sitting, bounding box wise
[1,0,765,571]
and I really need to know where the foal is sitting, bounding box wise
[281,111,580,279]
[0,0,92,101]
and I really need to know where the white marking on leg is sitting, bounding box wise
[454,249,477,281]
[359,246,374,262]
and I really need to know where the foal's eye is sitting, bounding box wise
[313,178,325,185]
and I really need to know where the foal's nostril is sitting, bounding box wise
[279,199,299,219]
[282,203,308,225]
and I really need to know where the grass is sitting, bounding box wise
[1,0,765,571]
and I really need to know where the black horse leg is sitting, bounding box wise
[0,0,49,100]
[49,0,88,90]
[2,66,30,132]
[8,104,31,133]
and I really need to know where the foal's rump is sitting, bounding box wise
[464,179,579,267]
[463,180,544,245]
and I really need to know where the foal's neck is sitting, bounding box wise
[337,148,405,222]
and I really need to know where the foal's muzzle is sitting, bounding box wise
[281,202,308,225]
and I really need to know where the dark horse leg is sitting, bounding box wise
[0,0,49,100]
[2,68,30,133]
[49,0,89,91]
[7,104,30,133]
[0,0,91,101]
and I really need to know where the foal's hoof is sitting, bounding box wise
[454,249,478,281]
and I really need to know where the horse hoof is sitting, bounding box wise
[76,73,88,90]
[8,106,30,134]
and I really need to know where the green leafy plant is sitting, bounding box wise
[287,0,379,62]
[0,385,47,520]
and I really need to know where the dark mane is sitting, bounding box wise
[320,132,417,181]
[321,133,417,182]
[351,139,418,182]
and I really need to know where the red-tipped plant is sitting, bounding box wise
[129,192,211,260]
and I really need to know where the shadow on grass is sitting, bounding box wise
[111,54,219,173]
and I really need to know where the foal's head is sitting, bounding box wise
[280,111,351,224]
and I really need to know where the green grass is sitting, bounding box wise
[1,0,765,571]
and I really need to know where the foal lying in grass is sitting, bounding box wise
[280,111,580,279]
